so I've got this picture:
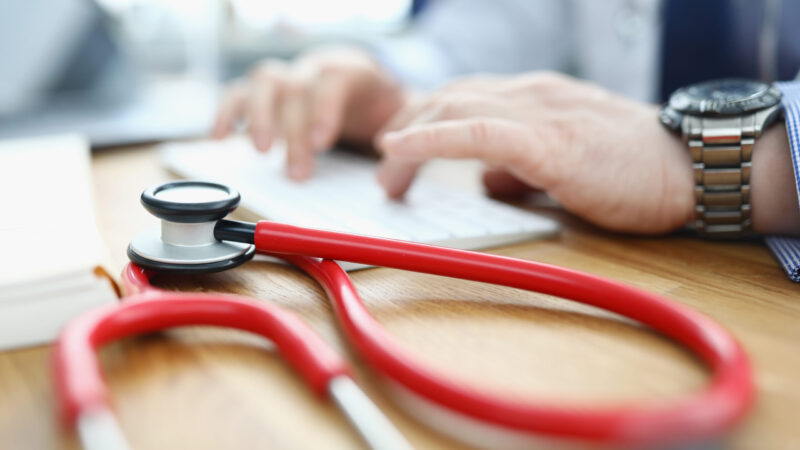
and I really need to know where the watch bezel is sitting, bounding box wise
[666,78,782,117]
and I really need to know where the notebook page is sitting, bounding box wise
[0,134,118,349]
[0,134,107,287]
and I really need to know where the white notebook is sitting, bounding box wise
[0,134,118,350]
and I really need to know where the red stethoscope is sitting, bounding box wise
[55,181,754,449]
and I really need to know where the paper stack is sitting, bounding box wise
[0,134,118,350]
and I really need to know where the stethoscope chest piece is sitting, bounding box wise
[127,181,255,274]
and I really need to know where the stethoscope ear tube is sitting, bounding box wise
[254,221,754,447]
[56,264,415,450]
[54,272,350,432]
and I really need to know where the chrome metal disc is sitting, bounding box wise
[128,226,255,274]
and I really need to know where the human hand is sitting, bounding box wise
[375,72,696,234]
[213,47,406,180]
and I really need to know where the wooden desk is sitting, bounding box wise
[1,144,798,449]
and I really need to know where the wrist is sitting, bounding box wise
[751,123,800,235]
[662,124,697,231]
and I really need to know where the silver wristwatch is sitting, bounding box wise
[660,79,782,237]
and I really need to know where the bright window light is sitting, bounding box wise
[230,0,411,30]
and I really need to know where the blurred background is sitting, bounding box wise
[3,0,797,148]
[0,0,413,146]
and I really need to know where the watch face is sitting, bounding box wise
[668,78,782,115]
[687,79,766,102]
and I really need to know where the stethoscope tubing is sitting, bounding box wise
[57,264,415,450]
[57,218,754,448]
[55,265,350,429]
[254,221,754,446]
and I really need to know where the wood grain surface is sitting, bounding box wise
[0,144,798,449]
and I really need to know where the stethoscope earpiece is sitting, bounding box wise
[127,181,256,273]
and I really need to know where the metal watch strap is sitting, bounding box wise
[687,115,754,237]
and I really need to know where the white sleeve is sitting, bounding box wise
[373,0,570,90]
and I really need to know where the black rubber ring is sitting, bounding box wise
[141,181,240,223]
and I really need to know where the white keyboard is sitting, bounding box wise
[162,138,559,267]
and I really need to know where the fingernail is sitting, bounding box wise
[376,168,399,198]
[255,132,271,152]
[383,182,404,200]
[289,163,309,180]
[311,126,327,149]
